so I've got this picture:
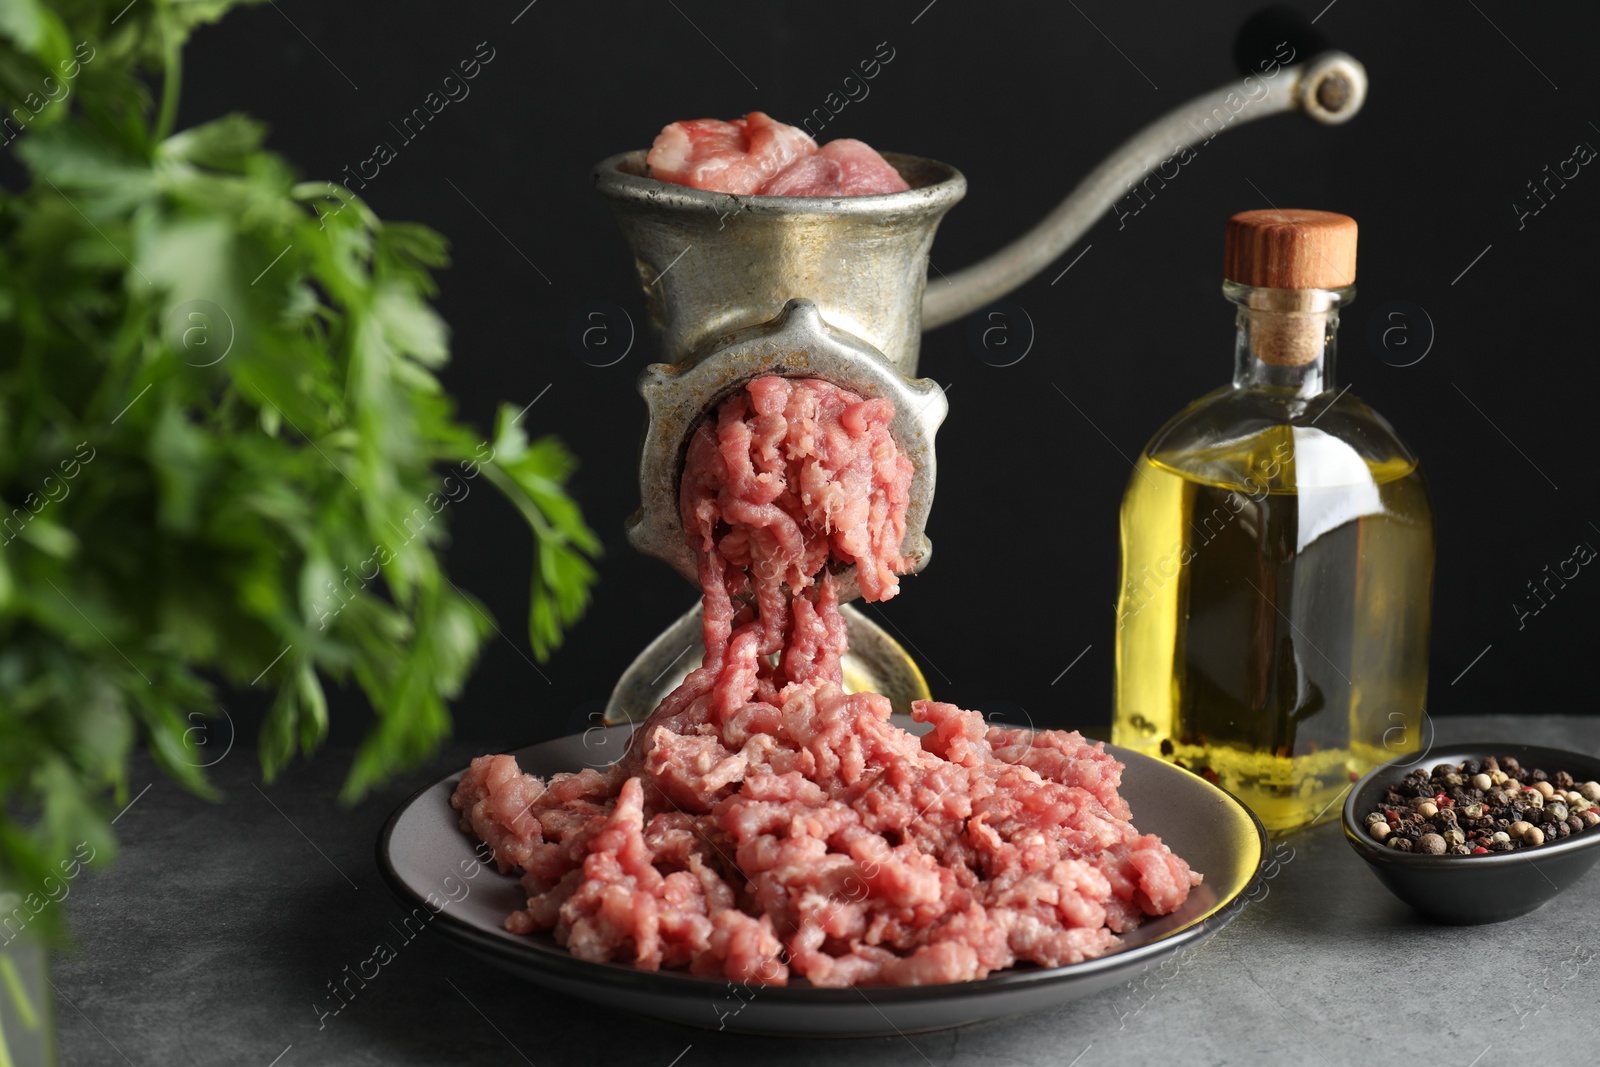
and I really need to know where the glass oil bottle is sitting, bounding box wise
[1111,209,1435,836]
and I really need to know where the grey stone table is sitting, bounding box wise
[53,715,1600,1066]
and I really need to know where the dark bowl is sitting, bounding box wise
[1342,742,1600,924]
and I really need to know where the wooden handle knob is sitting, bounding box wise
[1224,209,1357,289]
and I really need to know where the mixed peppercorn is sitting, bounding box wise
[1362,757,1600,855]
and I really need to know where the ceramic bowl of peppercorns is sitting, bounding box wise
[1342,744,1600,924]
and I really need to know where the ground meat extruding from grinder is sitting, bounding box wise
[451,376,1200,987]
[645,112,910,197]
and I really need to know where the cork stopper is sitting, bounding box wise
[1224,209,1357,289]
[1225,209,1357,367]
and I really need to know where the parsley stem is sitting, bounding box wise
[0,948,40,1067]
[0,998,13,1067]
[0,955,37,1033]
[483,464,558,542]
[154,4,182,144]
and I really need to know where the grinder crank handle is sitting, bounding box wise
[920,11,1366,331]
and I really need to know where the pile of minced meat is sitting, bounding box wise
[452,375,1200,987]
[644,111,911,197]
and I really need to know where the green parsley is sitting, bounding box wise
[0,0,600,934]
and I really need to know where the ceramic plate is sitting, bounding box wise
[378,722,1267,1036]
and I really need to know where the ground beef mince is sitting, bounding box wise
[645,111,911,197]
[451,376,1200,987]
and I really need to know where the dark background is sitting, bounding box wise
[181,0,1599,749]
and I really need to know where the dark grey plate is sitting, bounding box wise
[378,722,1267,1036]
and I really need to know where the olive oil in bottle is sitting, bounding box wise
[1111,210,1434,835]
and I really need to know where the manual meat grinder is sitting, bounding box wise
[593,42,1368,724]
